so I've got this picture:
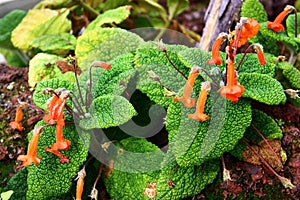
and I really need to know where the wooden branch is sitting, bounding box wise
[199,0,243,52]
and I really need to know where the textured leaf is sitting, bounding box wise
[253,22,300,54]
[286,13,300,38]
[167,0,189,20]
[135,44,190,107]
[166,96,252,167]
[86,6,132,32]
[11,8,71,51]
[0,10,26,49]
[236,53,276,77]
[240,0,268,23]
[231,109,282,159]
[30,33,76,51]
[79,94,137,129]
[105,137,163,200]
[276,61,300,89]
[76,28,144,71]
[26,121,88,200]
[177,47,218,82]
[33,78,74,111]
[28,53,64,87]
[156,155,219,199]
[94,53,136,97]
[2,168,27,200]
[239,73,286,105]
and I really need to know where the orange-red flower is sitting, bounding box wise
[254,44,266,65]
[206,33,228,65]
[218,59,244,102]
[76,168,86,200]
[44,147,69,163]
[44,90,71,151]
[174,67,200,108]
[10,105,24,131]
[188,82,211,121]
[233,18,260,47]
[267,5,294,33]
[17,126,43,166]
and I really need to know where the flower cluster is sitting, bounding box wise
[17,89,71,166]
[175,17,265,121]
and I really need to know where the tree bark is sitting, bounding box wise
[199,0,243,51]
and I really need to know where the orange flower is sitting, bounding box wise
[44,147,69,163]
[50,124,71,151]
[76,168,86,200]
[206,33,228,65]
[43,91,68,126]
[44,90,71,151]
[10,105,24,131]
[233,18,260,47]
[218,59,244,102]
[174,67,200,108]
[254,44,266,65]
[188,82,211,121]
[267,5,294,33]
[17,126,43,166]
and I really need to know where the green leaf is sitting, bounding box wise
[240,0,268,23]
[236,53,276,77]
[2,168,27,200]
[105,137,163,200]
[253,22,300,54]
[26,121,88,200]
[0,190,14,200]
[135,44,190,107]
[0,48,26,67]
[231,109,282,159]
[79,94,137,129]
[286,13,300,38]
[85,6,132,32]
[239,73,286,105]
[33,78,74,110]
[167,0,189,20]
[0,10,26,49]
[30,33,76,52]
[94,53,136,97]
[28,53,64,87]
[277,61,300,89]
[166,96,252,167]
[75,28,144,71]
[156,156,219,199]
[11,8,71,51]
[177,47,223,81]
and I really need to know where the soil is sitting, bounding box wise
[0,63,44,188]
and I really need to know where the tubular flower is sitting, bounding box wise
[174,67,200,108]
[253,44,266,65]
[44,90,71,151]
[50,123,71,151]
[76,168,86,200]
[17,126,43,166]
[233,18,260,47]
[188,82,211,121]
[43,90,69,126]
[218,59,244,102]
[267,5,294,33]
[206,33,228,65]
[44,147,69,163]
[10,105,24,131]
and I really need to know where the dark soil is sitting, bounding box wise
[0,63,44,188]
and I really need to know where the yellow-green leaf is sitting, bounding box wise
[11,8,71,51]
